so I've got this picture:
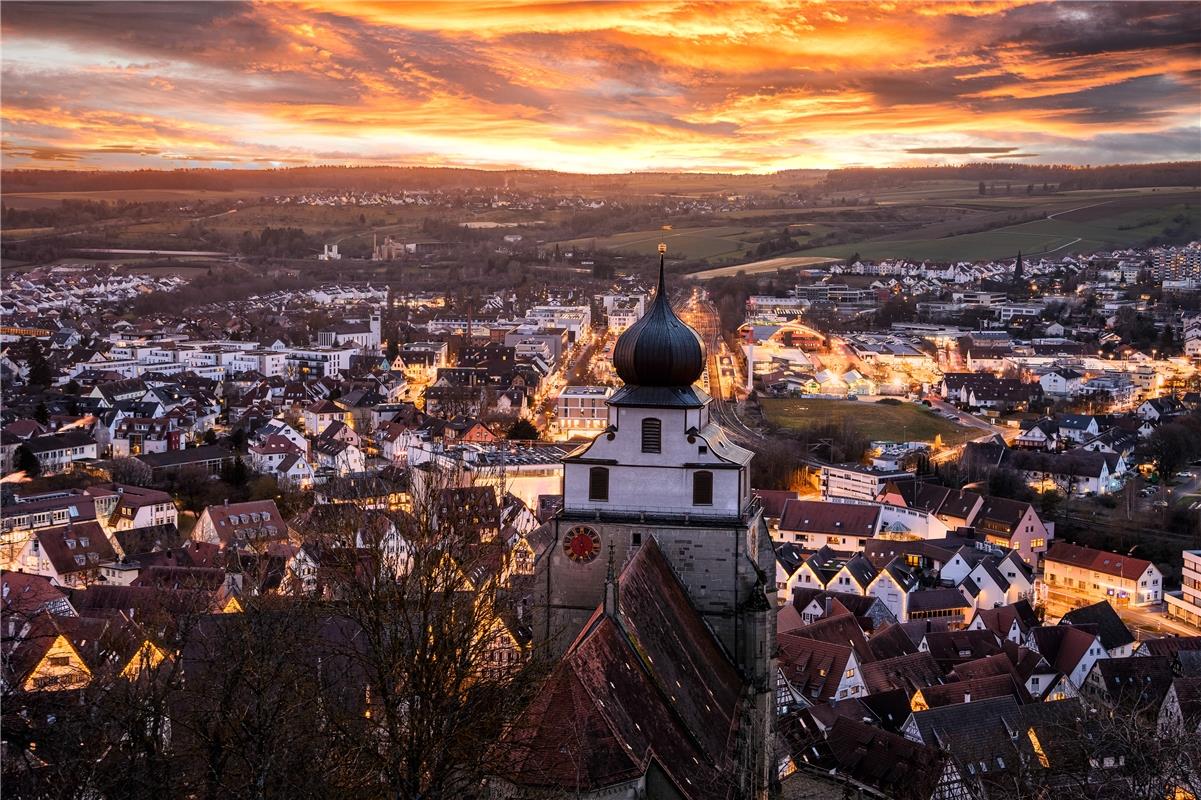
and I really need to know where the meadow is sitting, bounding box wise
[801,190,1198,262]
[1,187,273,209]
[760,398,974,444]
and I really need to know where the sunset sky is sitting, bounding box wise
[2,1,1199,173]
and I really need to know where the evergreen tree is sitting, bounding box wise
[507,419,539,441]
[13,444,40,477]
[33,403,50,426]
[25,339,53,388]
[222,456,249,488]
[1013,251,1024,284]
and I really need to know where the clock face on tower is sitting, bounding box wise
[563,525,602,564]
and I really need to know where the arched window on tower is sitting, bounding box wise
[641,418,662,453]
[693,470,713,506]
[588,467,609,502]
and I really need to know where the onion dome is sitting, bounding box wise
[613,254,705,387]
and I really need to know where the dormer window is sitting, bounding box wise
[641,418,662,454]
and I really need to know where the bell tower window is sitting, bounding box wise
[641,418,662,453]
[693,471,713,506]
[588,467,609,502]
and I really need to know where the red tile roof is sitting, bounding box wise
[34,521,116,577]
[780,500,880,536]
[1045,541,1153,580]
[501,537,746,799]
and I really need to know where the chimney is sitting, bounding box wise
[224,498,229,506]
[964,691,971,703]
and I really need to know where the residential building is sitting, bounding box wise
[1165,549,1201,630]
[553,385,613,440]
[820,463,913,502]
[1042,541,1163,610]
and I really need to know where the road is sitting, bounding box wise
[676,289,767,447]
[1118,603,1201,640]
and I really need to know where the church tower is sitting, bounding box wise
[534,251,775,688]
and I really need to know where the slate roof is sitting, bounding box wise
[896,483,982,521]
[973,496,1033,535]
[1088,655,1175,711]
[789,588,890,628]
[137,445,233,469]
[1138,635,1201,658]
[906,697,1092,780]
[24,430,97,455]
[861,651,943,695]
[908,588,971,614]
[778,713,944,800]
[112,523,183,557]
[1060,601,1135,652]
[1168,677,1201,728]
[921,629,1003,668]
[916,674,1030,709]
[868,623,920,661]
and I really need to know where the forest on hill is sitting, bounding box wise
[823,162,1201,192]
[3,162,1197,195]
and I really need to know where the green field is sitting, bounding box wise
[557,224,773,261]
[1,188,274,209]
[691,255,839,280]
[800,191,1199,262]
[760,398,974,444]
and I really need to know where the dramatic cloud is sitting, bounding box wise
[2,0,1198,172]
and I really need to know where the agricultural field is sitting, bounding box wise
[557,225,767,261]
[551,183,1198,269]
[1,187,273,209]
[799,189,1200,262]
[760,398,974,445]
[691,255,839,280]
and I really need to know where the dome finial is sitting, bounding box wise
[611,241,705,387]
[657,242,667,299]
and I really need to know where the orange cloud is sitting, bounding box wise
[1,0,1197,171]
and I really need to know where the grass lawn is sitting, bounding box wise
[760,398,974,445]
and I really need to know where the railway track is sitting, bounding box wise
[674,289,767,447]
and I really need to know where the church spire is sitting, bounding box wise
[611,242,706,387]
[656,241,667,299]
[604,541,618,617]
